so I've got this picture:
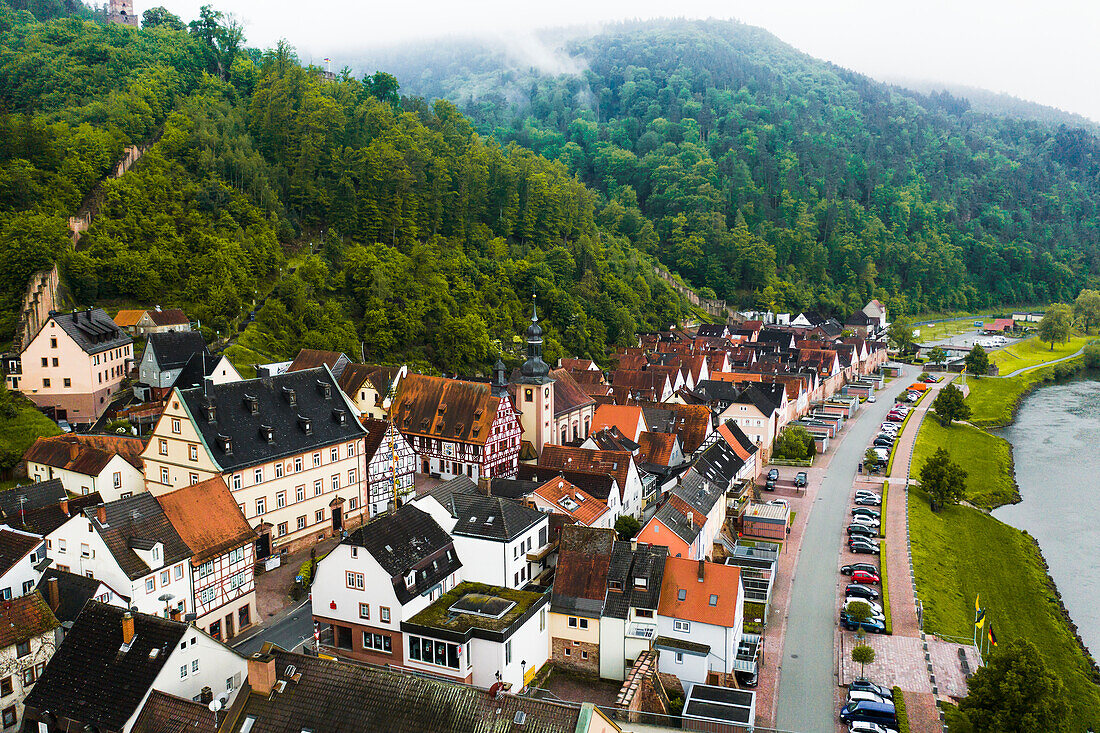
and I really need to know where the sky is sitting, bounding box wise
[153,0,1099,121]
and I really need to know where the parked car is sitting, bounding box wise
[849,679,894,701]
[848,720,898,733]
[839,612,886,634]
[851,515,881,529]
[875,431,896,442]
[885,413,905,422]
[794,471,808,487]
[848,524,877,538]
[845,583,879,600]
[767,468,779,481]
[867,394,877,403]
[841,562,879,576]
[848,539,881,555]
[879,422,900,432]
[845,596,883,615]
[847,690,888,706]
[854,495,882,507]
[57,419,72,433]
[851,569,881,585]
[871,448,890,462]
[767,499,789,508]
[852,507,881,519]
[734,668,758,688]
[839,700,897,726]
[873,439,894,450]
[765,477,777,491]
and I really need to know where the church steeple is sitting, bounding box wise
[519,293,551,384]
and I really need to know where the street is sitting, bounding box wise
[775,366,915,733]
[232,599,315,657]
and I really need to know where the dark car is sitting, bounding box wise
[847,524,876,538]
[852,507,881,519]
[735,668,758,688]
[875,433,896,443]
[845,583,879,600]
[841,562,879,576]
[848,539,880,555]
[873,440,893,450]
[840,612,887,634]
[767,468,779,481]
[794,471,808,487]
[849,679,894,701]
[839,700,897,726]
[764,477,777,491]
[854,495,882,507]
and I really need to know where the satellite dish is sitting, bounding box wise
[208,699,222,713]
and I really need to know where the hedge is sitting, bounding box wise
[893,686,910,732]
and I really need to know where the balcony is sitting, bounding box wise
[626,623,657,640]
[526,540,557,563]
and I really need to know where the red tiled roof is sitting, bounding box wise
[636,432,677,466]
[24,434,146,474]
[589,405,646,441]
[392,374,509,446]
[0,592,58,649]
[559,358,596,371]
[538,446,634,499]
[533,478,609,526]
[658,557,741,627]
[156,477,257,564]
[147,309,189,326]
[549,369,596,417]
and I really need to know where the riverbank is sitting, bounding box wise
[908,344,1100,729]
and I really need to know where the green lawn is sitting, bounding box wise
[909,486,1100,730]
[0,391,60,459]
[964,366,1064,429]
[910,418,1017,509]
[989,333,1091,373]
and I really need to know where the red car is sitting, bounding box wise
[886,413,905,422]
[851,569,881,585]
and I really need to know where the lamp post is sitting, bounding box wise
[520,660,526,693]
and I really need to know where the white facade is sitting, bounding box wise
[0,621,56,729]
[140,627,247,725]
[365,424,417,517]
[656,606,744,689]
[0,532,47,601]
[192,541,256,640]
[598,608,658,682]
[451,517,550,589]
[27,454,144,502]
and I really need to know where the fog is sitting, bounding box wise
[152,0,1099,121]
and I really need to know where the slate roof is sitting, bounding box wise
[0,528,41,576]
[423,475,479,508]
[47,308,132,356]
[485,478,542,501]
[755,329,796,348]
[173,350,226,391]
[24,603,189,731]
[0,591,57,649]
[603,541,668,619]
[392,374,511,447]
[695,325,730,338]
[345,504,461,605]
[178,367,366,472]
[37,568,119,625]
[147,308,190,327]
[147,331,210,371]
[132,690,217,733]
[692,440,744,488]
[157,477,256,565]
[733,384,781,416]
[24,434,146,474]
[846,310,876,326]
[447,494,544,542]
[691,380,743,409]
[549,368,596,417]
[223,646,584,733]
[551,525,616,617]
[0,479,67,515]
[88,492,192,581]
[14,491,102,537]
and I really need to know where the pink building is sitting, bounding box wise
[13,308,132,427]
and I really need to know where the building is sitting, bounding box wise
[36,568,128,626]
[311,504,463,666]
[655,558,744,690]
[589,405,648,442]
[719,385,781,462]
[131,690,218,733]
[0,592,59,730]
[599,541,668,680]
[133,307,191,336]
[512,298,558,454]
[401,581,549,689]
[13,308,133,427]
[443,493,551,589]
[548,368,597,445]
[140,367,368,558]
[287,349,351,379]
[635,467,729,561]
[24,434,146,501]
[391,373,521,481]
[338,363,406,420]
[105,0,140,27]
[0,528,48,601]
[222,645,621,733]
[530,477,613,529]
[739,501,790,541]
[0,480,67,527]
[136,331,240,401]
[538,445,644,520]
[549,526,616,676]
[156,478,257,641]
[22,603,247,733]
[112,309,147,333]
[360,418,416,517]
[861,299,888,329]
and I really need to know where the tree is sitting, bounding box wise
[927,346,947,366]
[888,317,915,354]
[614,515,641,541]
[1084,343,1100,369]
[919,447,967,510]
[1073,289,1100,334]
[957,639,1066,733]
[773,425,816,460]
[863,447,881,474]
[142,6,185,29]
[189,5,243,79]
[931,383,971,426]
[1038,303,1073,350]
[965,344,989,375]
[846,601,873,640]
[851,644,876,678]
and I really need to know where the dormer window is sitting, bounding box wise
[405,571,416,588]
[204,403,216,422]
[437,403,447,416]
[260,425,274,444]
[298,415,312,435]
[317,380,331,399]
[217,434,232,455]
[283,387,297,406]
[243,394,259,415]
[633,577,647,589]
[333,408,346,425]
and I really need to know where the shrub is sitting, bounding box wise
[773,425,816,460]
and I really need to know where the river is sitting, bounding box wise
[995,375,1100,656]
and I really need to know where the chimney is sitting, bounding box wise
[170,608,182,622]
[199,686,213,704]
[46,576,59,611]
[478,477,491,496]
[96,504,107,525]
[697,559,705,582]
[121,611,135,645]
[248,652,277,696]
[58,498,69,516]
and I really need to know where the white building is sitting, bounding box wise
[24,434,146,501]
[0,592,59,730]
[0,528,48,601]
[443,494,552,589]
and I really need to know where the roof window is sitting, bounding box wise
[283,387,297,406]
[217,434,232,455]
[678,589,686,601]
[298,415,312,435]
[260,425,274,444]
[243,394,259,415]
[317,380,331,399]
[333,408,347,425]
[709,594,718,606]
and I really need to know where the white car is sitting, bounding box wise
[871,447,890,462]
[844,603,886,623]
[846,690,888,706]
[848,721,898,733]
[851,515,881,528]
[767,499,790,508]
[867,395,877,403]
[845,597,883,615]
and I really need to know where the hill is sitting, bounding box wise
[356,18,1100,318]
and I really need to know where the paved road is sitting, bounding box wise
[232,599,315,657]
[775,366,916,733]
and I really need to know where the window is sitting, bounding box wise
[20,668,34,687]
[349,497,358,510]
[160,570,170,585]
[80,543,90,558]
[346,571,364,590]
[362,632,392,653]
[359,603,370,620]
[174,564,184,580]
[171,418,181,434]
[63,377,71,388]
[275,463,284,479]
[276,491,286,508]
[348,469,356,485]
[314,480,323,496]
[190,473,199,485]
[675,652,684,664]
[255,497,266,515]
[678,589,686,601]
[161,467,170,484]
[180,665,188,679]
[313,452,322,467]
[0,679,11,701]
[709,594,718,606]
[58,539,66,554]
[505,640,512,664]
[40,358,47,368]
[192,660,199,673]
[159,439,168,455]
[51,357,58,367]
[296,485,305,502]
[673,619,691,633]
[330,447,339,462]
[14,641,29,659]
[568,617,577,628]
[315,509,325,523]
[294,457,303,472]
[254,468,263,484]
[49,338,56,349]
[635,609,654,619]
[540,608,546,631]
[112,471,122,489]
[229,548,244,564]
[277,522,288,537]
[408,635,460,669]
[189,444,198,461]
[146,578,155,593]
[347,442,355,457]
[380,607,390,623]
[232,474,241,491]
[579,618,589,629]
[331,474,340,491]
[297,516,306,530]
[564,647,571,657]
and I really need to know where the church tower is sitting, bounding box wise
[107,0,140,27]
[516,295,555,454]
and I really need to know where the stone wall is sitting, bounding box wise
[551,637,599,676]
[13,265,59,353]
[651,263,736,323]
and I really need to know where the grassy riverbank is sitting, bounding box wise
[989,332,1090,373]
[909,486,1100,730]
[910,419,1017,509]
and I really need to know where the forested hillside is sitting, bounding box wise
[0,4,684,372]
[366,19,1100,317]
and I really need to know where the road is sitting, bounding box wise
[232,599,315,657]
[775,365,915,733]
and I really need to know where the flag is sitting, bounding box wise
[975,607,986,629]
[988,624,998,646]
[975,594,981,613]
[323,57,330,63]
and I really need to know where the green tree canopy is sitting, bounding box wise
[1038,303,1073,350]
[614,514,641,541]
[957,639,1067,733]
[931,383,971,426]
[919,447,967,510]
[965,344,990,375]
[1074,289,1100,334]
